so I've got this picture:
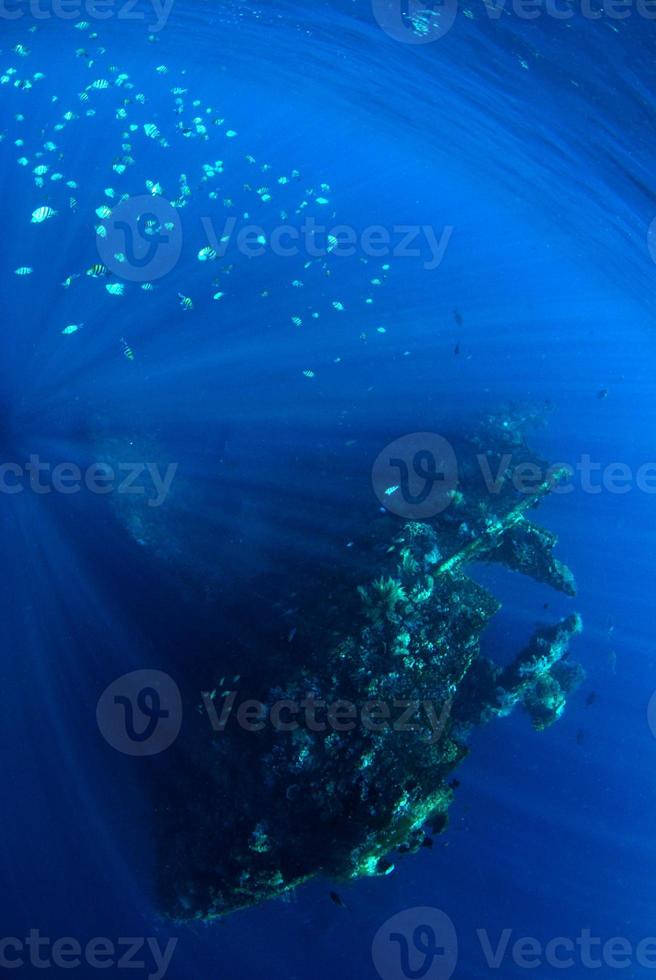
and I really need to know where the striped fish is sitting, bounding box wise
[31,206,57,223]
[86,263,108,277]
[120,338,135,361]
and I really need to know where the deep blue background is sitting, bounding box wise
[1,1,655,977]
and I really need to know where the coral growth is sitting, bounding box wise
[123,410,584,921]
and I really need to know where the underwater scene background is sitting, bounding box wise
[1,0,656,977]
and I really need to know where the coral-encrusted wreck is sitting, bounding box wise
[107,412,584,920]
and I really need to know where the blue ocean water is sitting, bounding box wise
[1,1,656,978]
